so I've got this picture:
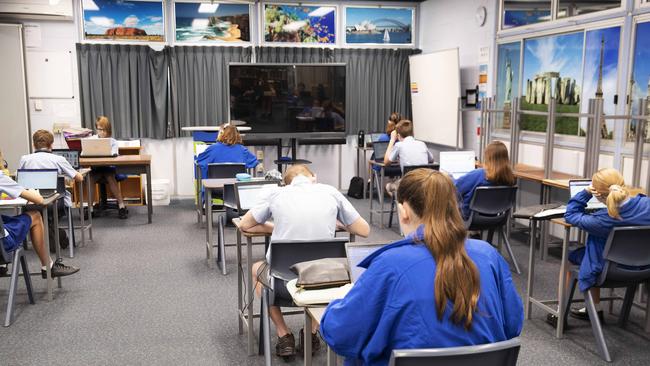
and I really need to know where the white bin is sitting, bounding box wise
[146,179,171,206]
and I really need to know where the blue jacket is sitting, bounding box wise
[196,142,258,179]
[454,168,491,220]
[320,225,524,366]
[565,190,650,291]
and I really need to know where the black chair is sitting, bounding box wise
[387,164,439,228]
[260,238,348,366]
[563,226,650,362]
[388,337,521,366]
[465,186,521,274]
[0,216,35,327]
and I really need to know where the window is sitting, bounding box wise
[495,42,522,131]
[82,0,164,42]
[174,2,250,43]
[502,0,552,29]
[629,21,650,143]
[557,1,621,19]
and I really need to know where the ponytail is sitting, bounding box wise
[605,185,629,219]
[592,168,630,220]
[397,170,480,329]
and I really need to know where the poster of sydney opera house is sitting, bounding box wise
[175,2,250,42]
[345,7,414,45]
[83,0,164,42]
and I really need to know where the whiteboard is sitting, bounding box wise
[409,49,461,148]
[25,50,74,98]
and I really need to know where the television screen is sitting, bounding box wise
[229,64,346,136]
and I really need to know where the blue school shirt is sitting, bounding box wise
[371,134,390,172]
[454,168,491,220]
[565,190,650,292]
[320,225,524,366]
[196,142,258,179]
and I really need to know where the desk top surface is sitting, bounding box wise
[181,126,251,132]
[514,164,582,183]
[368,160,399,168]
[232,217,272,238]
[203,178,237,189]
[0,193,60,207]
[80,154,151,166]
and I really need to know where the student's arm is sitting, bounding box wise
[384,130,398,165]
[495,253,524,338]
[20,189,44,205]
[347,217,370,238]
[564,189,610,238]
[333,190,370,237]
[239,211,274,233]
[239,189,275,232]
[454,169,482,196]
[196,148,211,179]
[59,158,83,182]
[242,146,259,169]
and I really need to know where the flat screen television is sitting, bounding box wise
[229,63,346,138]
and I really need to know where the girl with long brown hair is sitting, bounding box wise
[320,169,523,365]
[455,141,515,220]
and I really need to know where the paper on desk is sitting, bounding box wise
[286,279,352,306]
[534,206,567,218]
[0,198,27,206]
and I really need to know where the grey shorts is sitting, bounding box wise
[256,260,292,306]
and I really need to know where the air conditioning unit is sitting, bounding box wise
[0,0,73,20]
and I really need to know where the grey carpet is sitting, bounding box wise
[0,198,649,365]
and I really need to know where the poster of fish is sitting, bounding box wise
[175,2,250,43]
[264,4,336,44]
[345,7,414,45]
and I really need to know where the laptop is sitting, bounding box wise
[372,141,390,162]
[52,149,80,169]
[81,138,116,158]
[345,242,387,283]
[234,180,280,213]
[439,151,476,179]
[569,180,607,210]
[16,169,58,198]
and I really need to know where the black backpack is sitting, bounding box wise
[347,176,364,199]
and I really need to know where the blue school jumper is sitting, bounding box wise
[565,190,650,291]
[454,168,491,220]
[196,142,258,179]
[320,225,523,366]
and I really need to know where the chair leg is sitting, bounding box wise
[262,287,272,366]
[486,229,495,245]
[4,250,22,327]
[67,206,75,258]
[388,197,395,228]
[500,228,521,274]
[584,289,612,362]
[618,285,636,329]
[19,254,34,305]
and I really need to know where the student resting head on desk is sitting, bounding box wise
[195,124,258,180]
[454,140,516,220]
[19,130,83,208]
[384,120,434,194]
[320,169,523,366]
[0,171,79,278]
[562,168,650,322]
[91,116,128,219]
[238,164,370,360]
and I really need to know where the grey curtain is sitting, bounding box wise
[168,46,252,137]
[256,47,420,133]
[76,43,169,139]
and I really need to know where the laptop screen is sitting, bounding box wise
[236,183,278,210]
[372,141,389,161]
[569,180,601,206]
[439,151,475,179]
[52,149,79,169]
[346,243,386,282]
[16,169,58,190]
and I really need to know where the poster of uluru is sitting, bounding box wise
[83,0,164,42]
[175,2,250,43]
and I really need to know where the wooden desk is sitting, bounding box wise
[305,307,336,366]
[80,155,153,224]
[118,146,142,156]
[203,178,237,274]
[514,163,581,183]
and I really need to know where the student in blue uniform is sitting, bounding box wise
[91,116,128,219]
[321,169,523,366]
[370,113,399,173]
[564,168,650,321]
[196,124,258,180]
[454,141,516,220]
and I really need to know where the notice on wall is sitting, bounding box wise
[23,23,42,48]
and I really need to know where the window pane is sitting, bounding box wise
[630,21,650,143]
[495,42,521,131]
[521,32,584,134]
[82,0,164,42]
[503,1,551,29]
[557,1,621,19]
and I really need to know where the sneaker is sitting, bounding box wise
[41,258,80,279]
[275,333,296,358]
[570,307,604,323]
[118,207,129,219]
[546,313,569,329]
[0,265,8,277]
[297,328,321,355]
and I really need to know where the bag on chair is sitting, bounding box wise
[347,176,364,199]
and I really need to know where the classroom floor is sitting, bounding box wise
[1,198,649,365]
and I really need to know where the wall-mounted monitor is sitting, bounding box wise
[228,63,346,138]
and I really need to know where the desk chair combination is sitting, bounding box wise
[465,186,521,274]
[95,174,127,214]
[388,337,521,366]
[0,216,35,327]
[562,226,650,362]
[387,164,439,229]
[196,163,247,225]
[260,238,348,366]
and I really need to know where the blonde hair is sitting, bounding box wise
[283,164,314,185]
[484,141,515,186]
[96,116,112,137]
[33,129,54,150]
[397,169,480,329]
[218,125,243,145]
[592,168,629,219]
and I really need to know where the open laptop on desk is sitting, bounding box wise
[439,151,475,179]
[234,180,280,213]
[52,149,80,169]
[345,242,388,283]
[372,141,390,162]
[80,138,117,158]
[16,169,58,198]
[534,179,607,218]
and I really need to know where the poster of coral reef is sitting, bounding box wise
[345,7,413,45]
[263,4,336,44]
[82,0,164,42]
[175,2,250,43]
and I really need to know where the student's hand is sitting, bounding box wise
[587,185,600,197]
[390,130,398,142]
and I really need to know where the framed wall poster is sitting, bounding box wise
[263,3,336,44]
[344,6,414,45]
[82,0,165,42]
[174,2,251,43]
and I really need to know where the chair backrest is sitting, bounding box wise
[389,337,521,366]
[0,216,12,264]
[207,163,246,179]
[403,164,440,175]
[597,226,650,286]
[57,175,66,195]
[268,238,348,282]
[466,186,517,229]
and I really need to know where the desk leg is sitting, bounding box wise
[218,214,227,275]
[379,168,385,229]
[525,220,537,319]
[67,205,74,258]
[556,225,570,338]
[146,164,153,224]
[206,189,213,267]
[305,310,313,366]
[541,185,551,261]
[42,206,53,302]
[237,229,243,334]
[77,179,85,249]
[87,176,94,241]
[53,200,62,289]
[246,236,255,356]
[327,345,336,366]
[369,167,374,225]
